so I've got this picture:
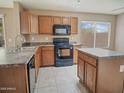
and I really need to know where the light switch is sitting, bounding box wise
[120,65,124,72]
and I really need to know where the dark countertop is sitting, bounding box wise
[0,48,35,66]
[22,42,82,47]
[78,48,124,59]
[22,42,54,47]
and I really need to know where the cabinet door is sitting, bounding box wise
[53,16,62,25]
[39,16,53,34]
[73,45,81,64]
[85,63,96,93]
[20,11,30,34]
[35,47,41,78]
[30,14,39,34]
[71,17,78,34]
[78,58,85,83]
[62,17,71,25]
[0,66,27,93]
[41,47,54,66]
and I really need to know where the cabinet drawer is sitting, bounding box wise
[86,57,96,67]
[78,52,97,67]
[78,52,85,59]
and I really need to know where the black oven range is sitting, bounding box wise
[53,38,73,67]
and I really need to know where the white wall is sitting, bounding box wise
[0,2,22,48]
[115,13,124,51]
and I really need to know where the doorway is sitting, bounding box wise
[0,15,5,47]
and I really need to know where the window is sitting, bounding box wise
[80,21,111,48]
[0,16,5,47]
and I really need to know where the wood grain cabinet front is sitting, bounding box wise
[20,11,30,34]
[73,45,81,64]
[20,11,39,34]
[71,17,78,34]
[41,46,54,66]
[85,63,96,93]
[62,17,71,25]
[20,12,78,35]
[0,65,28,93]
[35,47,42,79]
[78,58,85,83]
[39,16,53,34]
[78,51,124,93]
[53,16,62,25]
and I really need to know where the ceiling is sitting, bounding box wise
[0,0,124,15]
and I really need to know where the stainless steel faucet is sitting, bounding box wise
[15,34,25,52]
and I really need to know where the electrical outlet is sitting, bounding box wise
[120,65,124,72]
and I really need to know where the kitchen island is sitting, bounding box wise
[0,48,35,93]
[77,48,124,93]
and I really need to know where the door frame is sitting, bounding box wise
[0,14,6,48]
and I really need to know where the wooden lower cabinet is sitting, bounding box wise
[73,45,81,64]
[85,63,96,93]
[0,65,28,93]
[41,46,54,66]
[78,51,124,93]
[35,47,41,79]
[78,58,85,83]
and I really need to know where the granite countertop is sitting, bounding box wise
[0,47,35,65]
[0,42,55,66]
[78,48,124,58]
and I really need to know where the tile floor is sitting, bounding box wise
[34,65,89,93]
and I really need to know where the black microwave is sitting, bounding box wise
[53,24,71,35]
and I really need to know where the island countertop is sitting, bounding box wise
[0,48,35,65]
[78,48,124,58]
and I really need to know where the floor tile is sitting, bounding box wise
[38,78,56,88]
[35,65,89,93]
[57,83,78,93]
[37,86,58,93]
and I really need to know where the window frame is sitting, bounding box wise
[0,14,6,48]
[80,21,111,48]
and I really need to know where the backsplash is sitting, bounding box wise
[23,34,80,43]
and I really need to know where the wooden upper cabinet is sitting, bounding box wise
[53,16,62,25]
[62,17,71,25]
[53,16,71,25]
[30,14,39,34]
[20,11,30,34]
[20,11,39,34]
[39,16,53,34]
[71,17,78,34]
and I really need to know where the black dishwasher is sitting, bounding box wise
[27,55,35,93]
